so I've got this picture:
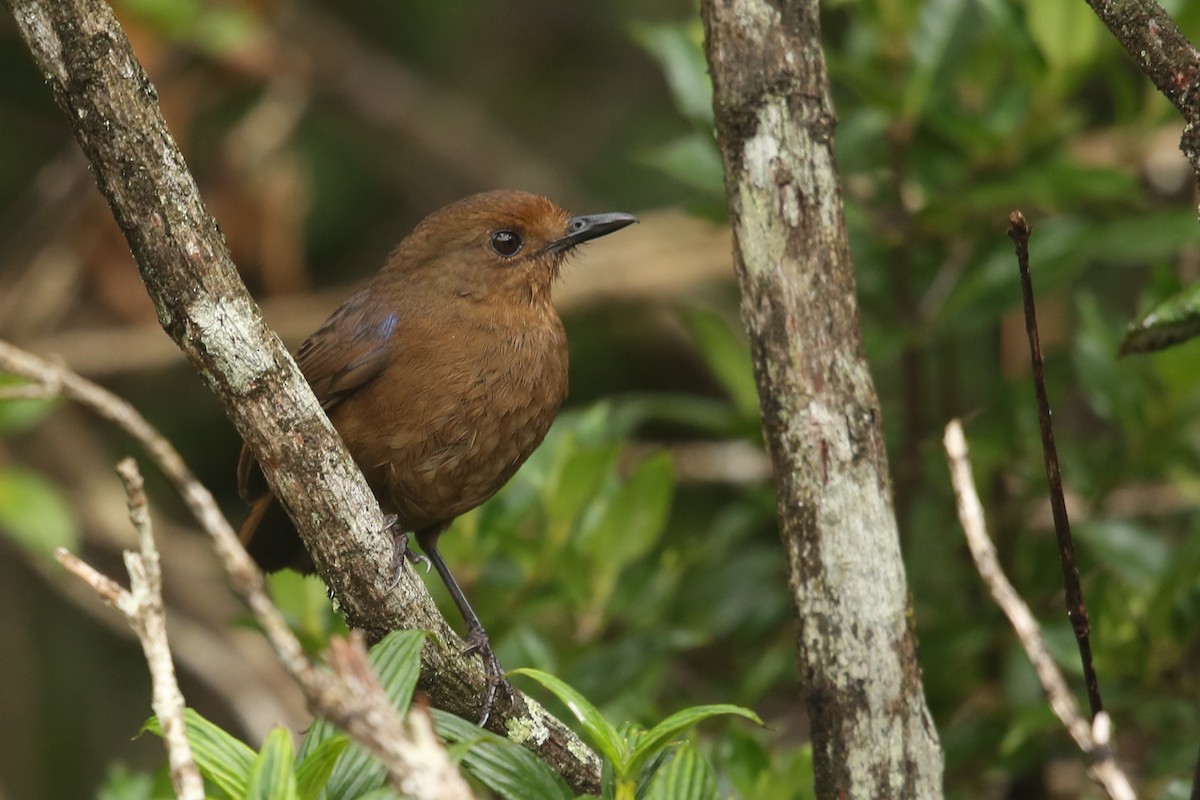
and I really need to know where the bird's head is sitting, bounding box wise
[387,190,637,304]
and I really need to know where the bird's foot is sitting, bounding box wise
[463,626,511,726]
[386,517,430,591]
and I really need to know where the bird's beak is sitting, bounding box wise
[548,212,639,253]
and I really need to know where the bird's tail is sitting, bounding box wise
[239,492,315,574]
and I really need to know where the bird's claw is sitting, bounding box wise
[464,627,511,726]
[386,520,431,591]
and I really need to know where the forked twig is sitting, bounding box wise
[944,420,1135,800]
[0,340,472,799]
[56,458,204,800]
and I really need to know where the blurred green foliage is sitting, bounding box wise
[4,0,1200,797]
[0,380,76,563]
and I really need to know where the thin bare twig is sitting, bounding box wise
[0,382,59,400]
[1,340,472,799]
[1008,210,1104,719]
[944,419,1136,800]
[56,458,204,800]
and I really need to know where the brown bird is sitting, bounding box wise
[237,190,637,722]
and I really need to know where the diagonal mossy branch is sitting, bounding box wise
[3,0,601,792]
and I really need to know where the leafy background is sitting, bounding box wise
[2,0,1200,797]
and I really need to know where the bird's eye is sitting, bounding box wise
[489,230,524,258]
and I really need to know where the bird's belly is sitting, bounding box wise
[395,398,554,523]
[335,341,566,531]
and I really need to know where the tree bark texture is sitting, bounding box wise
[1080,0,1200,180]
[4,0,601,792]
[701,2,944,797]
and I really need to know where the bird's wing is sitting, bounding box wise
[295,287,399,411]
[237,286,398,502]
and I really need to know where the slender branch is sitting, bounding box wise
[0,382,59,400]
[2,0,600,789]
[4,343,473,798]
[1008,211,1104,719]
[943,419,1136,800]
[1080,0,1200,180]
[57,459,204,800]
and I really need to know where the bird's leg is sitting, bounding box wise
[417,524,510,726]
[386,515,429,591]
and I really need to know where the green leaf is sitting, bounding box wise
[681,308,759,421]
[304,630,425,799]
[246,727,299,800]
[117,0,259,54]
[614,393,748,438]
[310,736,383,799]
[295,736,349,800]
[145,708,257,799]
[1120,280,1200,355]
[629,21,712,125]
[508,668,628,769]
[627,704,762,777]
[0,375,58,435]
[0,467,78,560]
[368,630,426,716]
[642,744,717,800]
[638,134,725,198]
[739,744,816,800]
[96,764,156,800]
[1160,779,1193,800]
[1074,293,1141,423]
[267,571,348,654]
[939,211,1200,330]
[1023,0,1101,72]
[580,452,675,573]
[545,442,621,543]
[430,709,573,800]
[1075,520,1170,591]
[902,0,970,122]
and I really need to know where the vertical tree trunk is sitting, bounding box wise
[700,2,944,797]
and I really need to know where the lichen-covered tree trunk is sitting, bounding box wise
[701,1,944,797]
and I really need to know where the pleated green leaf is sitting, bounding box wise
[305,630,425,800]
[431,708,573,800]
[642,744,716,800]
[245,727,299,800]
[295,736,349,800]
[144,708,257,799]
